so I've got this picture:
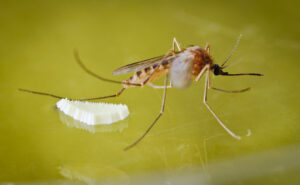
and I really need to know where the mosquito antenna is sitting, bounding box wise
[221,34,242,68]
[74,50,140,86]
[221,58,242,69]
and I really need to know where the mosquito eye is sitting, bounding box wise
[213,65,220,75]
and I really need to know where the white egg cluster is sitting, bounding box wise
[56,99,129,125]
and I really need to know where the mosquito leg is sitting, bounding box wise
[78,88,125,101]
[195,65,209,82]
[205,43,210,53]
[202,69,241,140]
[207,72,250,93]
[210,87,251,93]
[124,74,169,151]
[74,50,141,87]
[19,88,64,99]
[172,38,182,52]
[148,82,172,89]
[165,38,181,57]
[18,87,126,101]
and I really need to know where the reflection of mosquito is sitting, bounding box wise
[19,35,263,151]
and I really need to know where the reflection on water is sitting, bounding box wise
[105,144,300,185]
[58,165,130,185]
[55,144,300,185]
[58,166,95,185]
[58,110,128,133]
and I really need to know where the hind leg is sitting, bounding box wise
[19,87,126,101]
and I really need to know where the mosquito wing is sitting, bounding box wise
[112,51,183,75]
[170,54,193,88]
[112,55,164,75]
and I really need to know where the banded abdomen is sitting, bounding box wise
[123,59,171,87]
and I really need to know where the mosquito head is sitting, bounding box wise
[212,64,227,76]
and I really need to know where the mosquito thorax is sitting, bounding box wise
[188,46,214,79]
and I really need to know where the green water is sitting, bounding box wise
[1,0,300,184]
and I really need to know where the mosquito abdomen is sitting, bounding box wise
[123,61,170,87]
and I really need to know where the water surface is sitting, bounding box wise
[0,0,299,184]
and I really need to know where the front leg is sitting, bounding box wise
[195,65,209,82]
[202,67,241,140]
[210,87,250,93]
[207,74,251,93]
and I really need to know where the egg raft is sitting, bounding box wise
[56,99,129,125]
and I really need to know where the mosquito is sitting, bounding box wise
[19,35,263,151]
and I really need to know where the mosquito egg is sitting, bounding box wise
[56,99,129,125]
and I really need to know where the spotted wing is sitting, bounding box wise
[170,54,194,88]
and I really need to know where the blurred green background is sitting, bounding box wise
[0,0,300,184]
